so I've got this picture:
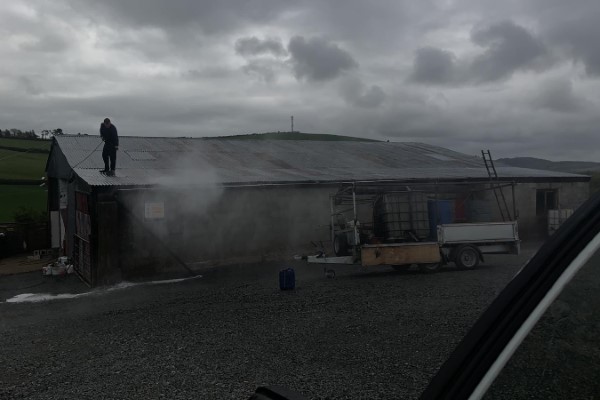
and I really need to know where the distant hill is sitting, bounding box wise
[497,157,600,174]
[499,157,600,194]
[208,131,379,142]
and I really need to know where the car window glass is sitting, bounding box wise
[483,246,600,399]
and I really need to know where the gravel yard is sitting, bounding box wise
[0,245,539,400]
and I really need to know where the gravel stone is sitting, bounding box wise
[0,246,539,399]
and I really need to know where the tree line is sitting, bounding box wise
[0,128,64,140]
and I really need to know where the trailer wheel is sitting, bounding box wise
[333,234,349,256]
[419,263,441,273]
[455,245,480,269]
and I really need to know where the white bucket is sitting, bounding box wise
[51,265,67,276]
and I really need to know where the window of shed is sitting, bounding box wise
[536,189,557,216]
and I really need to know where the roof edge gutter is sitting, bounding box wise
[99,175,589,191]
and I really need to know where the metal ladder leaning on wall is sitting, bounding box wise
[482,150,512,222]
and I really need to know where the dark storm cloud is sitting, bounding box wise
[411,21,552,85]
[233,37,288,83]
[410,47,457,85]
[288,36,358,82]
[235,37,287,58]
[290,0,429,53]
[3,0,600,162]
[339,77,386,108]
[532,0,600,76]
[551,21,600,76]
[70,0,291,36]
[469,20,550,82]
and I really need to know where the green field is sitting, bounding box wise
[0,137,50,180]
[0,137,51,151]
[0,138,50,221]
[0,149,48,180]
[0,185,47,222]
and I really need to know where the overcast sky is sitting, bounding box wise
[1,0,599,160]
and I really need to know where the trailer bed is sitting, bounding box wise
[437,222,519,244]
[361,242,440,267]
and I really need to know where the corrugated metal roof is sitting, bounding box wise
[52,135,588,187]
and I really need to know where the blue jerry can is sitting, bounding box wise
[279,268,296,290]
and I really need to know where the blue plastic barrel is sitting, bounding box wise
[428,200,454,240]
[279,268,296,290]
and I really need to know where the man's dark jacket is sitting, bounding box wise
[100,124,119,147]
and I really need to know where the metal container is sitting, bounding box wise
[373,192,430,241]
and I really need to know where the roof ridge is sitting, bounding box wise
[57,134,423,143]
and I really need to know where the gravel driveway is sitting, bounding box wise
[0,245,539,400]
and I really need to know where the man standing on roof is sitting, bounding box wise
[100,118,119,176]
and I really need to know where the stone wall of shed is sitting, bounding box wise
[100,180,590,281]
[460,181,590,240]
[512,181,590,239]
[116,186,337,276]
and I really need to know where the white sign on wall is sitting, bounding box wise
[144,202,165,219]
[59,180,68,209]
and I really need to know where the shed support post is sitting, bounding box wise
[330,195,335,244]
[512,182,518,220]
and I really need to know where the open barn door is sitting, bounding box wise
[73,191,93,285]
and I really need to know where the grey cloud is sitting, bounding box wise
[18,76,43,96]
[411,21,552,86]
[533,78,588,113]
[73,0,426,53]
[410,47,457,85]
[553,26,600,76]
[469,21,550,82]
[373,96,600,160]
[534,0,600,76]
[288,36,358,82]
[3,0,600,162]
[182,67,237,80]
[0,5,71,54]
[289,0,437,54]
[71,0,291,36]
[235,37,287,58]
[0,91,297,137]
[18,33,70,53]
[356,86,386,108]
[242,61,277,83]
[339,77,386,108]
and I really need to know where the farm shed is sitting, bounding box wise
[45,135,590,286]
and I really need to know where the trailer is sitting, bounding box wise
[437,222,520,268]
[307,182,520,273]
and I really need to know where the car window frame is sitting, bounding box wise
[420,191,600,400]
